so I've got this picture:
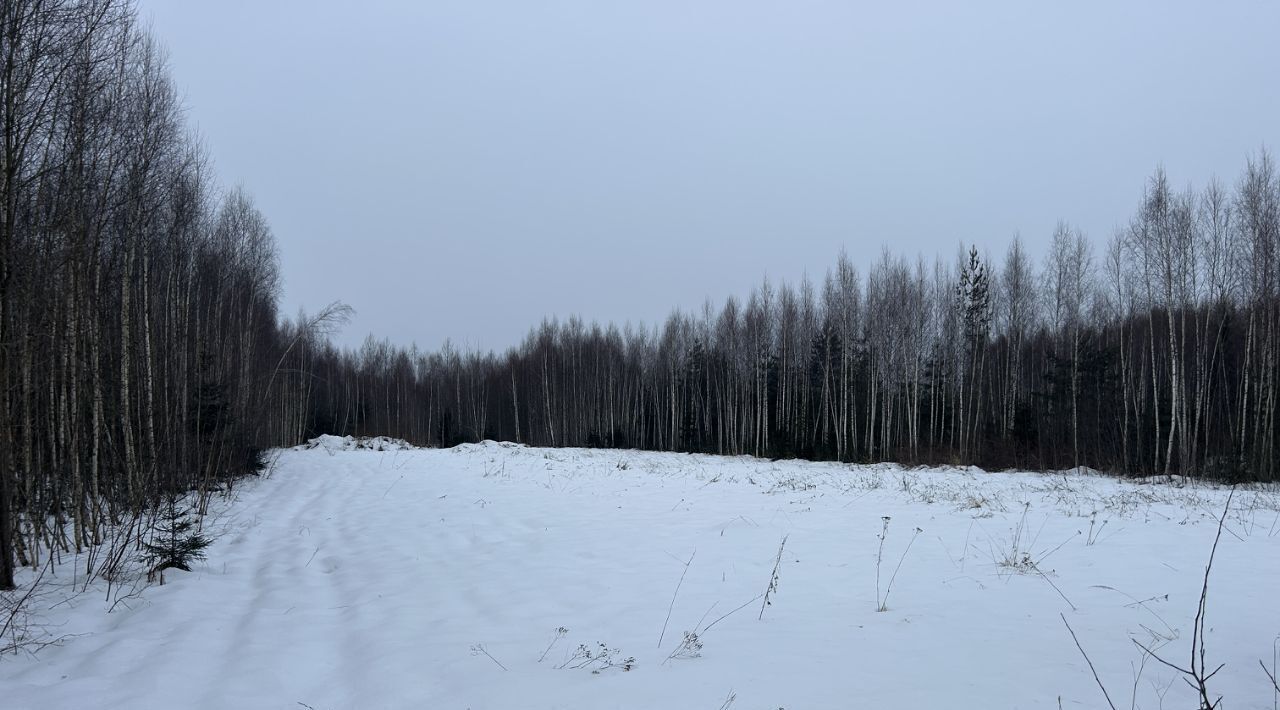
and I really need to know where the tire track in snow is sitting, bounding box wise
[195,453,356,707]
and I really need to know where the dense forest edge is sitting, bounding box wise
[2,0,1279,591]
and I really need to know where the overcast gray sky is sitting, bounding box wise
[139,1,1279,352]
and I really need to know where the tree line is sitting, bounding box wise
[2,0,1278,592]
[1,0,293,589]
[274,154,1280,488]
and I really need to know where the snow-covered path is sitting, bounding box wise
[3,440,1279,709]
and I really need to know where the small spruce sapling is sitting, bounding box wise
[143,496,212,583]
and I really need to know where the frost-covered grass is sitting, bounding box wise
[3,439,1279,709]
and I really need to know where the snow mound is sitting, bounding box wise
[299,434,414,452]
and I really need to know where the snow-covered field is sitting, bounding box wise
[3,438,1279,709]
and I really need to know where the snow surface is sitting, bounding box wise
[3,441,1279,709]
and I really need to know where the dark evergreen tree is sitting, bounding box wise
[142,497,212,582]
